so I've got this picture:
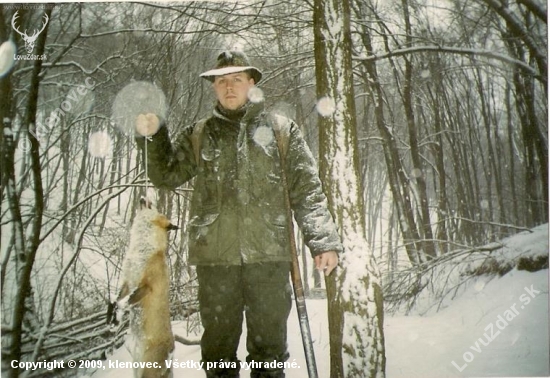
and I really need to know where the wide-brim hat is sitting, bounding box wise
[200,50,262,84]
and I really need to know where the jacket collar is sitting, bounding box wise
[212,101,264,124]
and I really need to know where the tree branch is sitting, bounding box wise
[478,0,547,78]
[29,184,133,364]
[355,45,543,82]
[516,0,547,23]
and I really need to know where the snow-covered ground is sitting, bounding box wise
[91,226,549,378]
[387,268,548,378]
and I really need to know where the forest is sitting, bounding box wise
[0,0,547,377]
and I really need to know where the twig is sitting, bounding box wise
[174,334,200,346]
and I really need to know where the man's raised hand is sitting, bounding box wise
[136,113,160,137]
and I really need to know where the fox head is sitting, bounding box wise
[139,197,178,228]
[128,198,178,255]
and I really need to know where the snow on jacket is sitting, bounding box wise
[137,101,343,265]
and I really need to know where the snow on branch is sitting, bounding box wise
[41,54,123,76]
[356,45,542,81]
[79,28,202,38]
[16,310,127,377]
[447,217,534,234]
[29,184,135,364]
[383,224,547,315]
[39,178,140,243]
[516,0,547,22]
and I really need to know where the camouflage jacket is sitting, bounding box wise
[137,102,343,265]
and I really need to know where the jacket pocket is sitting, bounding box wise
[189,213,219,227]
[194,166,221,215]
[189,212,219,248]
[260,212,289,255]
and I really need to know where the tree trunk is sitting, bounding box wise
[5,8,52,377]
[313,0,385,376]
[354,5,422,265]
[504,82,519,224]
[425,76,449,250]
[400,0,437,259]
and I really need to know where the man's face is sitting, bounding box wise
[213,72,255,110]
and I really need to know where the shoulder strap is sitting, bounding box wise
[190,118,208,165]
[190,115,291,164]
[267,112,291,158]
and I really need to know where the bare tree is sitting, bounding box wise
[1,7,52,377]
[314,0,385,376]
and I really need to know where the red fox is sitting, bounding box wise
[117,198,177,378]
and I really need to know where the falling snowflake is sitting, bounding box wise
[271,102,295,121]
[408,332,419,342]
[0,41,16,78]
[510,332,520,346]
[248,86,264,103]
[316,96,336,117]
[474,280,486,292]
[88,131,112,158]
[268,113,290,132]
[420,69,431,79]
[480,200,490,209]
[253,126,274,155]
[112,81,167,136]
[231,42,245,52]
[410,168,423,178]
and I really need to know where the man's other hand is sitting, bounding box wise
[314,251,339,276]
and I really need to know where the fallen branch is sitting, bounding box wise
[174,334,200,346]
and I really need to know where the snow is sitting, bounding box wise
[252,125,274,150]
[480,199,490,209]
[420,69,431,79]
[496,223,548,262]
[91,301,330,378]
[88,131,112,158]
[247,86,264,103]
[316,96,336,117]
[89,225,549,378]
[386,269,549,378]
[410,168,422,178]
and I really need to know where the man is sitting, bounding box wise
[135,50,343,378]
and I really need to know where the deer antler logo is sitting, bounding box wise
[11,11,49,54]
